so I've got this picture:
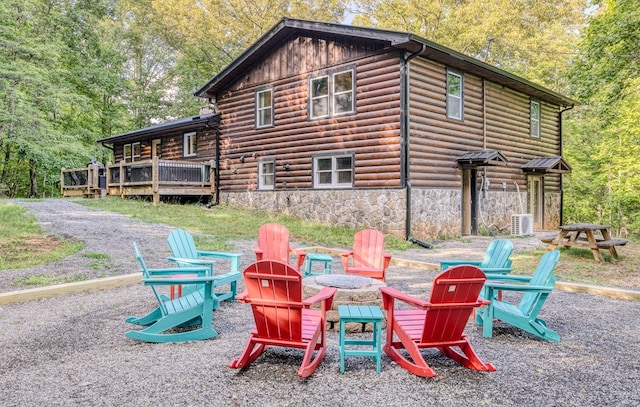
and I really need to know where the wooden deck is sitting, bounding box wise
[61,157,215,205]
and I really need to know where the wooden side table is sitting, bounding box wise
[338,304,384,373]
[303,252,333,276]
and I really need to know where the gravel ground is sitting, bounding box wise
[1,199,639,406]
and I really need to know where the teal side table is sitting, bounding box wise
[338,304,384,373]
[303,252,333,276]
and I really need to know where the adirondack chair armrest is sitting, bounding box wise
[485,274,534,284]
[340,251,354,268]
[379,286,429,309]
[383,252,392,269]
[253,246,264,260]
[196,251,242,272]
[484,282,553,293]
[303,287,337,311]
[235,290,249,303]
[290,248,307,270]
[145,266,210,277]
[142,274,219,286]
[438,260,482,270]
[197,251,242,260]
[481,267,512,275]
[167,256,215,273]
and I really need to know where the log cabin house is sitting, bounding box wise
[88,18,575,240]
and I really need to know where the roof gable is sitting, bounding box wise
[195,18,575,107]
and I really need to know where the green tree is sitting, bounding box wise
[565,0,640,233]
[350,0,587,91]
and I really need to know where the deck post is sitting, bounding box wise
[152,156,159,206]
[60,168,65,196]
[119,160,125,197]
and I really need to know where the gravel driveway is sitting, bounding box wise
[0,199,638,406]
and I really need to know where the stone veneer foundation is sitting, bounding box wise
[220,188,559,240]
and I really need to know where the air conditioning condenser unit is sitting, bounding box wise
[511,214,533,236]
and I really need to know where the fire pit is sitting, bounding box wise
[303,274,386,332]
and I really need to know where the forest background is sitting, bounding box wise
[0,0,638,234]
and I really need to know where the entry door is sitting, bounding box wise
[461,168,478,235]
[528,175,544,229]
[151,139,161,158]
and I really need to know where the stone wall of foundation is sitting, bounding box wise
[221,188,556,241]
[221,189,407,238]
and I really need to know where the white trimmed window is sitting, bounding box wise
[446,70,463,120]
[258,159,275,190]
[313,154,353,188]
[183,132,197,157]
[123,142,141,163]
[310,68,355,119]
[256,88,273,128]
[310,75,329,118]
[530,100,541,138]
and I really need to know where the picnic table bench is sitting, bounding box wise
[542,223,627,262]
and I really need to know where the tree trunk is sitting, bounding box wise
[29,159,38,198]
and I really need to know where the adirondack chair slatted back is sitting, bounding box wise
[518,250,560,315]
[168,229,199,259]
[133,242,168,315]
[256,223,292,263]
[243,260,304,342]
[422,265,486,343]
[481,239,514,268]
[352,229,386,269]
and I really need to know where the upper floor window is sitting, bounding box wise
[123,142,141,163]
[258,159,275,190]
[446,70,463,120]
[530,100,541,138]
[183,132,196,157]
[256,88,273,128]
[309,68,355,119]
[313,153,353,188]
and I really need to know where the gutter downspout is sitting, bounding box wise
[213,127,221,205]
[401,45,432,248]
[559,103,575,225]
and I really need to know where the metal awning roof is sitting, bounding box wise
[97,113,220,145]
[456,150,509,167]
[521,156,572,173]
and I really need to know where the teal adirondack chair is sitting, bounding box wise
[125,243,219,343]
[439,239,514,275]
[167,228,242,305]
[475,250,561,342]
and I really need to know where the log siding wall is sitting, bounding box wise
[407,57,563,194]
[216,35,404,191]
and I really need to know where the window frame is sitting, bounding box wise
[183,132,197,157]
[312,153,354,189]
[446,70,464,121]
[258,158,275,190]
[332,69,355,117]
[123,142,141,163]
[255,88,274,129]
[309,67,355,120]
[530,99,541,138]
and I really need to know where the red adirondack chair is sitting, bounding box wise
[253,223,306,271]
[379,264,496,377]
[341,229,392,281]
[229,260,337,377]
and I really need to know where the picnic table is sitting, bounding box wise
[540,223,628,262]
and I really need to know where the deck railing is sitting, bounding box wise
[62,158,215,204]
[61,164,104,197]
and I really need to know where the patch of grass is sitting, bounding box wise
[0,202,84,270]
[83,252,111,270]
[14,273,89,287]
[78,197,413,251]
[511,245,640,288]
